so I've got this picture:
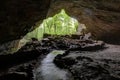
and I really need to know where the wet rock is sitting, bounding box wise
[70,60,109,80]
[54,52,120,80]
[0,36,110,80]
[41,35,106,51]
[0,38,53,80]
[0,63,36,80]
[0,72,27,80]
[54,54,77,68]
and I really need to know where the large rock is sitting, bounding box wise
[54,46,120,80]
[0,0,51,43]
[0,39,50,80]
[47,0,120,44]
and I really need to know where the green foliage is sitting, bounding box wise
[14,9,79,52]
[50,50,65,55]
[24,9,79,41]
[1,9,87,54]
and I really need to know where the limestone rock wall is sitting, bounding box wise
[0,0,120,44]
[47,0,120,44]
[0,0,51,43]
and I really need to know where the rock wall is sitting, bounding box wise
[0,0,51,43]
[0,0,120,44]
[47,0,120,44]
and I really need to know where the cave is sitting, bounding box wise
[0,0,120,80]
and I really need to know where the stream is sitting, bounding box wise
[33,50,73,80]
[33,44,120,80]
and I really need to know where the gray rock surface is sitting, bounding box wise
[54,44,120,80]
[47,0,120,44]
[0,0,51,43]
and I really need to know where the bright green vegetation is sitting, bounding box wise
[15,9,79,51]
[51,50,65,55]
[9,9,86,53]
[23,9,79,41]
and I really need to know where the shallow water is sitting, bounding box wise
[33,50,73,80]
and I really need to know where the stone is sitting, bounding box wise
[47,0,120,44]
[0,0,51,43]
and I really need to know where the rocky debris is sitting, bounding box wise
[0,39,50,80]
[0,38,52,68]
[0,72,28,80]
[54,51,120,80]
[41,35,105,51]
[0,35,107,80]
[17,35,105,54]
[0,63,35,80]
